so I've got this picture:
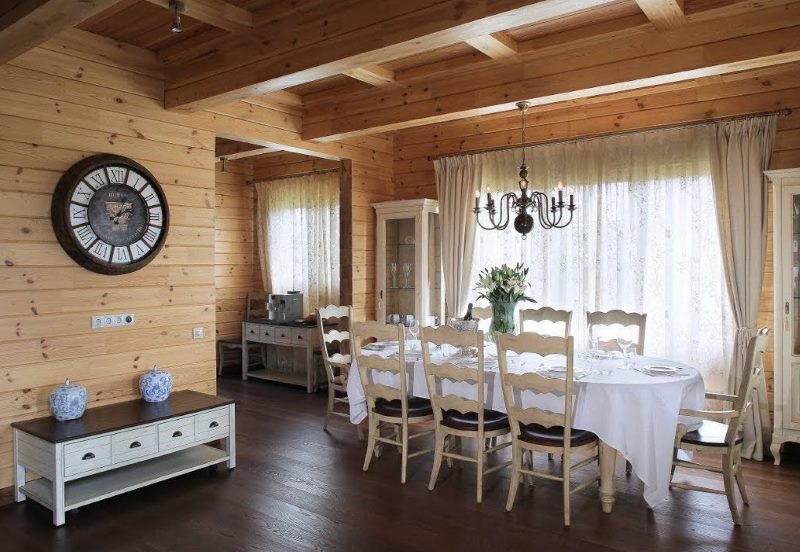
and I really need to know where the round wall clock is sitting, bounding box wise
[51,154,170,275]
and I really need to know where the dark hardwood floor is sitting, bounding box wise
[1,375,799,552]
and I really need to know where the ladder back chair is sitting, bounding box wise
[670,328,770,525]
[497,332,600,526]
[471,305,493,333]
[218,291,269,375]
[352,321,434,484]
[586,310,647,355]
[316,305,363,440]
[421,326,511,503]
[519,307,573,337]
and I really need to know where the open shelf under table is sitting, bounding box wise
[21,445,229,512]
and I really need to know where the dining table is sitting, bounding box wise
[347,340,706,512]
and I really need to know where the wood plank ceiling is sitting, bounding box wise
[5,0,798,160]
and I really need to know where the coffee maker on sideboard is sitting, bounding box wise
[267,292,303,322]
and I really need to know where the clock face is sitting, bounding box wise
[52,155,169,274]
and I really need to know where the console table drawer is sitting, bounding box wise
[260,325,276,343]
[290,328,312,345]
[158,416,195,451]
[244,323,262,342]
[64,436,111,477]
[274,327,293,344]
[112,426,157,464]
[195,407,229,441]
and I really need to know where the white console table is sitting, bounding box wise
[241,320,322,393]
[12,390,235,526]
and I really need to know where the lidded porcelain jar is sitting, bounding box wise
[49,379,88,421]
[139,366,173,403]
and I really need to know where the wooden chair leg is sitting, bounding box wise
[525,450,535,486]
[563,454,571,527]
[723,453,741,525]
[429,430,445,491]
[476,435,485,503]
[455,437,463,470]
[548,453,554,462]
[363,416,378,472]
[734,449,750,506]
[506,445,522,511]
[323,385,334,432]
[400,424,409,484]
[445,435,453,469]
[356,422,365,441]
[626,460,632,475]
[217,343,224,376]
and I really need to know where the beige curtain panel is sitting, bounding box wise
[433,154,482,319]
[712,114,777,461]
[255,172,341,314]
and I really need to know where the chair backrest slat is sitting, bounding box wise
[728,328,770,443]
[352,321,410,419]
[586,310,646,355]
[519,307,573,338]
[497,332,575,447]
[421,326,486,429]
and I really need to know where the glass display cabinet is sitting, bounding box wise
[768,168,800,465]
[373,199,443,327]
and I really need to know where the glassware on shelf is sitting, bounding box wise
[389,262,398,288]
[402,262,412,288]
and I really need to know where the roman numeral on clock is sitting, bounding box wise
[142,225,160,246]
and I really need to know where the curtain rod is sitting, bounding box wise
[252,167,340,183]
[426,107,793,162]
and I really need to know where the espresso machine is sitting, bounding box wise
[267,292,303,322]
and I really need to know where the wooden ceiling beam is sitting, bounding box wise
[0,0,123,64]
[465,32,518,60]
[301,4,800,141]
[163,0,620,111]
[635,0,685,30]
[142,0,254,35]
[216,141,280,161]
[343,64,397,87]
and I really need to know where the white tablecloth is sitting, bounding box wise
[347,343,705,507]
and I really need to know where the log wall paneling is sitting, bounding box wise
[0,46,217,489]
[215,158,261,341]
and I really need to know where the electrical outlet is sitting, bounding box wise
[92,313,135,329]
[192,327,204,339]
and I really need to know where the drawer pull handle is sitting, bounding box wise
[172,430,183,438]
[82,452,95,461]
[209,421,219,428]
[129,441,141,449]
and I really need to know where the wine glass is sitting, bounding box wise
[616,338,634,369]
[408,319,420,341]
[588,326,600,359]
[402,262,412,288]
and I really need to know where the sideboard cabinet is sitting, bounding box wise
[767,168,800,464]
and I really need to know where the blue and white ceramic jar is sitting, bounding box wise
[49,379,88,422]
[139,366,173,403]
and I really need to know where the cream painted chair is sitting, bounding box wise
[352,321,435,484]
[471,305,492,333]
[519,306,573,337]
[670,328,769,525]
[217,291,268,376]
[497,331,600,527]
[586,309,647,354]
[316,305,363,440]
[421,326,511,503]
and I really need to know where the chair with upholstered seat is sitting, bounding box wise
[217,291,269,375]
[421,326,511,503]
[316,305,363,440]
[497,331,600,526]
[352,321,435,484]
[670,328,769,525]
[586,309,646,354]
[519,306,573,337]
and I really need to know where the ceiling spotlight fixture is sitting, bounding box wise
[169,0,185,33]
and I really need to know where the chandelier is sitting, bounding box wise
[473,101,576,238]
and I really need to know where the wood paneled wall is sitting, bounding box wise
[0,45,217,488]
[215,159,260,341]
[393,66,800,412]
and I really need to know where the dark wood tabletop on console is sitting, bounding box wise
[11,391,234,444]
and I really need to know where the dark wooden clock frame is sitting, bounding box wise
[51,154,170,275]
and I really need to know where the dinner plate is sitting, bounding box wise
[644,365,679,374]
[545,365,567,374]
[364,341,397,351]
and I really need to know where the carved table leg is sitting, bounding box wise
[599,441,617,514]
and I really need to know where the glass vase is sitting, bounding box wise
[488,300,517,342]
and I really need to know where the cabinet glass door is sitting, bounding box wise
[793,194,800,355]
[426,212,443,326]
[385,217,415,323]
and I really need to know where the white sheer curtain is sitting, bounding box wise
[469,125,734,392]
[255,171,340,314]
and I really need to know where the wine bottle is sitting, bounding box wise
[463,303,474,321]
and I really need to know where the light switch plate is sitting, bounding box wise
[92,313,135,329]
[192,327,204,339]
